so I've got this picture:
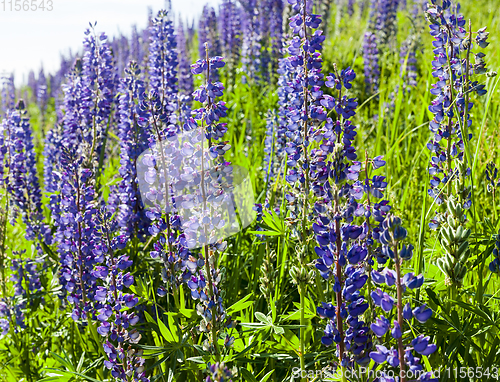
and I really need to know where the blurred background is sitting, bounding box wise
[0,0,222,85]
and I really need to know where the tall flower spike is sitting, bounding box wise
[188,49,235,357]
[425,0,494,288]
[138,88,200,301]
[1,75,15,117]
[312,81,391,369]
[1,100,50,245]
[7,253,43,332]
[80,28,116,176]
[92,208,149,382]
[218,0,242,67]
[148,10,178,116]
[54,41,113,313]
[177,20,194,98]
[115,61,151,240]
[369,215,437,382]
[362,0,400,94]
[363,32,380,94]
[240,0,263,83]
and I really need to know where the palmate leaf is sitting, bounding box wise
[249,210,286,236]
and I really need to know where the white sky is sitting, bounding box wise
[0,0,222,85]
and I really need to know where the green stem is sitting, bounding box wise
[394,244,407,382]
[299,281,306,382]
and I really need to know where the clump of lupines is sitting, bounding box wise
[369,215,437,382]
[425,0,494,288]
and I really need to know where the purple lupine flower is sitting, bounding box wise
[218,0,242,66]
[205,362,233,382]
[80,28,116,168]
[369,215,437,380]
[0,300,10,336]
[240,0,263,83]
[399,34,418,90]
[263,57,292,189]
[363,32,380,94]
[425,0,494,287]
[489,226,500,274]
[347,0,355,16]
[176,20,194,125]
[279,0,379,369]
[136,87,201,293]
[37,67,49,115]
[363,0,400,94]
[130,25,144,69]
[373,0,400,46]
[92,209,149,382]
[148,10,178,115]
[0,100,50,245]
[187,51,235,353]
[115,61,151,240]
[177,20,194,98]
[1,75,15,117]
[0,253,44,333]
[268,0,284,73]
[263,111,279,185]
[198,5,221,60]
[28,70,37,102]
[53,42,113,311]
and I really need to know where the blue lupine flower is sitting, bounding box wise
[148,10,178,114]
[115,61,151,240]
[0,100,50,245]
[370,214,436,380]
